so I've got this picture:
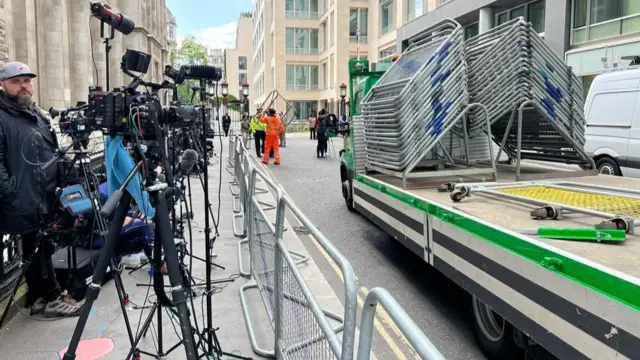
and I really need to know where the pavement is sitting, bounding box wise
[257,133,486,360]
[0,134,366,360]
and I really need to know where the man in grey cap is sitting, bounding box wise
[0,62,84,317]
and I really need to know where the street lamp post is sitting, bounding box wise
[242,82,249,114]
[339,83,347,118]
[221,81,229,115]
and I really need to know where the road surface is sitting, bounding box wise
[261,134,485,360]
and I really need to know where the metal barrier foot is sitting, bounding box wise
[229,182,240,196]
[237,241,309,279]
[233,196,243,214]
[239,282,276,358]
[233,213,246,238]
[239,281,344,358]
[237,238,250,277]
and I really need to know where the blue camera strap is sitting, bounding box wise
[105,135,155,218]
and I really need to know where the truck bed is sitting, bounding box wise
[370,165,640,279]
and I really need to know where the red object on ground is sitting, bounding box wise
[58,338,114,360]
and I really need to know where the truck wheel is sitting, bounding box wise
[342,179,354,212]
[595,157,621,176]
[471,296,523,360]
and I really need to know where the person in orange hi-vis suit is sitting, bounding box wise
[260,108,285,165]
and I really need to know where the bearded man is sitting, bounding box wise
[0,62,83,317]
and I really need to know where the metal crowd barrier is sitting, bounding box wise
[226,136,445,359]
[360,19,497,185]
[361,17,594,184]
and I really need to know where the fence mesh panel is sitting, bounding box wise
[277,251,336,359]
[251,204,278,327]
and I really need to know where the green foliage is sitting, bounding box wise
[212,94,242,111]
[169,36,209,103]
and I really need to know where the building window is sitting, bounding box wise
[380,0,395,35]
[464,23,479,39]
[320,21,327,52]
[495,0,546,34]
[239,56,247,70]
[406,0,423,21]
[285,28,319,54]
[239,73,248,86]
[286,64,319,90]
[285,0,319,19]
[379,45,395,63]
[330,54,335,88]
[330,11,335,47]
[572,0,640,44]
[349,8,369,44]
[291,101,317,120]
[350,55,368,60]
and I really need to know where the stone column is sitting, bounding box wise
[106,0,123,89]
[479,7,494,34]
[0,0,11,67]
[68,0,91,105]
[36,0,67,108]
[118,0,142,85]
[89,12,107,88]
[12,0,39,103]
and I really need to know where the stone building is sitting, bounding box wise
[166,8,177,50]
[0,0,170,151]
[225,13,253,100]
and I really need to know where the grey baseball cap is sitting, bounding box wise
[0,62,37,81]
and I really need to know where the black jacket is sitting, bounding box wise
[316,115,328,138]
[0,93,60,234]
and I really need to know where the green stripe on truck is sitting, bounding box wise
[355,174,640,312]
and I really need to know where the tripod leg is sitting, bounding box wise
[63,193,131,360]
[110,257,135,346]
[150,190,198,359]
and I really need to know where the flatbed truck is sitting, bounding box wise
[339,20,640,360]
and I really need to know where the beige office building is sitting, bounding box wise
[225,14,254,100]
[250,0,440,118]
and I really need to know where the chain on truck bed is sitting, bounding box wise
[497,186,640,218]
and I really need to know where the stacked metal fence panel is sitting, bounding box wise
[351,116,367,174]
[360,19,468,172]
[360,17,591,174]
[465,18,588,164]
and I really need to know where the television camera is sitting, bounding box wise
[49,49,221,146]
[59,43,227,360]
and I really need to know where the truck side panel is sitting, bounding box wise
[353,177,640,360]
[353,181,428,261]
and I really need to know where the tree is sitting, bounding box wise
[169,35,209,103]
[212,94,242,112]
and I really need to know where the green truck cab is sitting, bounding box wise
[339,59,386,211]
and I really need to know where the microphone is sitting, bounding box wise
[177,149,198,176]
[90,2,135,35]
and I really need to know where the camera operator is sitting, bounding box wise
[0,62,84,317]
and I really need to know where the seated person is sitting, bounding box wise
[94,182,153,256]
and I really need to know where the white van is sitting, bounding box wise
[584,68,640,177]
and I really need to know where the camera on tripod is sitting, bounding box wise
[166,103,210,128]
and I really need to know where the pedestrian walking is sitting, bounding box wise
[316,109,328,158]
[250,108,266,157]
[261,108,285,165]
[309,112,317,140]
